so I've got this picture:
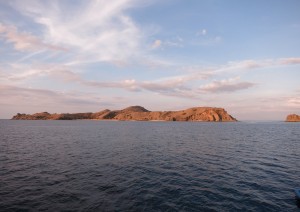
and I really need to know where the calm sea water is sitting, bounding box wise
[0,120,299,211]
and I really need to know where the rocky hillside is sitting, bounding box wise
[285,114,300,122]
[12,106,237,122]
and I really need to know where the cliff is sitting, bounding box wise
[285,114,300,122]
[12,106,237,122]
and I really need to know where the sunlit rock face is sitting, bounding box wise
[285,114,300,122]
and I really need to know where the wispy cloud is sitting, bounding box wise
[2,62,200,98]
[0,84,116,110]
[55,70,248,98]
[211,57,300,74]
[258,95,300,112]
[199,77,255,93]
[151,39,162,49]
[150,37,183,50]
[279,57,300,65]
[3,56,300,100]
[10,0,144,65]
[0,23,65,52]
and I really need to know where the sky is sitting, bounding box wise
[0,0,299,120]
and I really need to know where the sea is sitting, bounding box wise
[0,120,299,211]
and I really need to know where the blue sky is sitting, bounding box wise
[0,0,299,120]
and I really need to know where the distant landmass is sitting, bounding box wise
[12,106,237,122]
[285,114,300,122]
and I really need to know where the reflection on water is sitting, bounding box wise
[0,120,299,211]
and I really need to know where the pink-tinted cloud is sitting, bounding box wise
[279,57,300,65]
[0,23,66,52]
[200,77,255,93]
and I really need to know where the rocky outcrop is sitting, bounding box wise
[12,106,237,122]
[285,114,300,122]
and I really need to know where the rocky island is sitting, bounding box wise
[285,114,300,122]
[12,106,237,122]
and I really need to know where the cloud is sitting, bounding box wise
[200,77,255,93]
[286,97,300,107]
[4,56,300,100]
[0,84,116,111]
[3,63,69,81]
[279,57,300,65]
[76,74,193,97]
[216,60,264,73]
[151,37,183,50]
[0,23,65,52]
[258,95,300,112]
[2,61,206,98]
[60,69,195,97]
[83,74,193,98]
[214,57,300,74]
[9,0,144,64]
[151,39,162,49]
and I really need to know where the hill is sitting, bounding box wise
[285,114,300,122]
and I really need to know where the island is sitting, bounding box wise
[11,106,237,122]
[285,114,300,122]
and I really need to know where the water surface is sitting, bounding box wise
[1,120,299,211]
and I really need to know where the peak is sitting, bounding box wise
[122,106,149,112]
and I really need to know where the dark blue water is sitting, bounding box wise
[0,120,299,211]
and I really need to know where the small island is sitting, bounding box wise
[12,106,237,122]
[285,114,300,122]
